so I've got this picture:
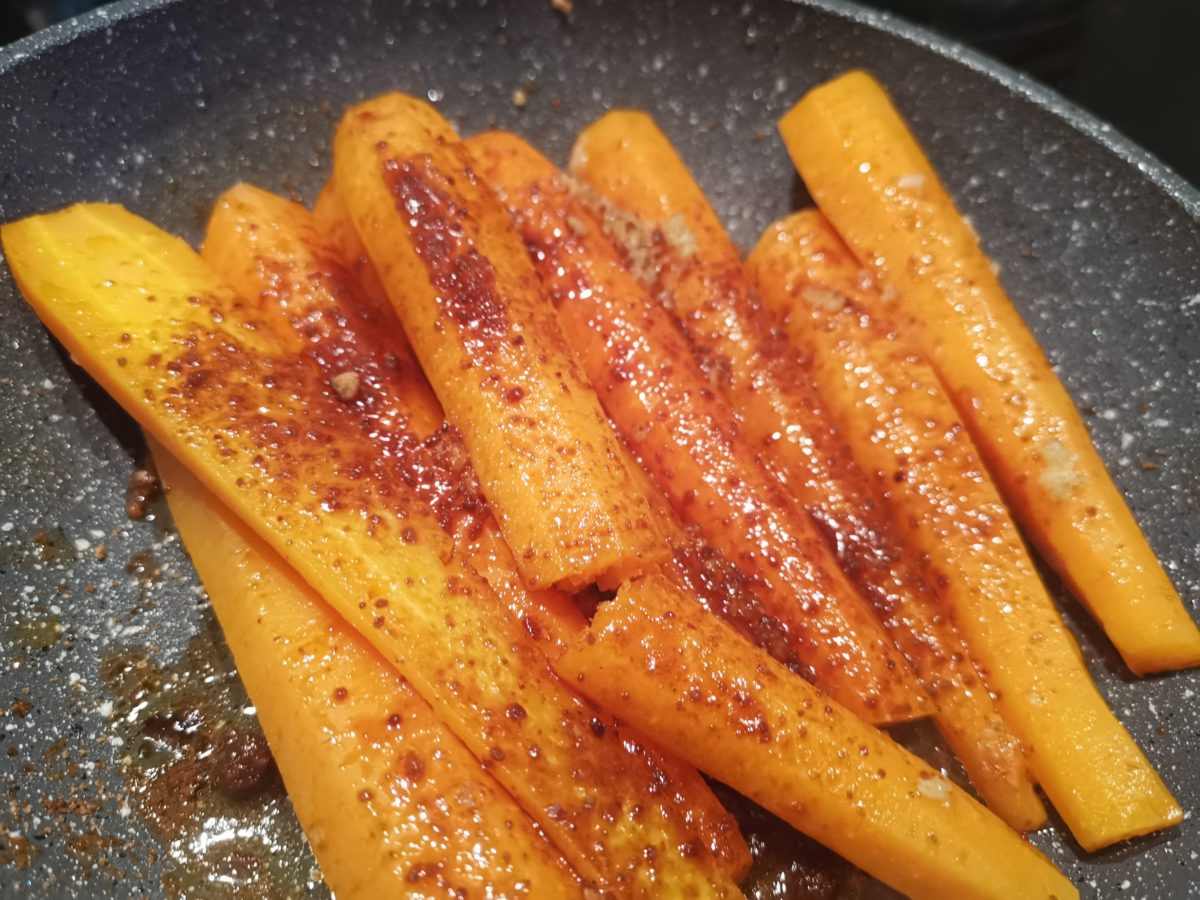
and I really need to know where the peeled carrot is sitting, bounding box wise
[565,118,1042,825]
[153,442,582,898]
[558,575,1077,900]
[748,209,1183,851]
[778,70,1200,676]
[469,129,927,726]
[209,184,752,881]
[0,203,748,893]
[333,93,666,592]
[203,182,584,651]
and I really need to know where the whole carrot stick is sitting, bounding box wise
[778,70,1200,676]
[154,442,583,898]
[563,119,1042,826]
[469,129,928,727]
[747,209,1182,851]
[333,93,666,592]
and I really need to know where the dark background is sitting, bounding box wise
[1,0,1197,188]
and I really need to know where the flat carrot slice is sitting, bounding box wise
[0,203,747,893]
[153,442,581,898]
[566,115,1042,826]
[468,130,927,727]
[778,70,1200,676]
[203,182,584,652]
[333,92,666,592]
[747,209,1183,851]
[557,576,1077,900]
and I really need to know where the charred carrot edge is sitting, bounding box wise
[748,209,1183,851]
[566,114,1043,826]
[204,182,586,653]
[153,442,582,898]
[332,92,666,592]
[557,576,1077,900]
[0,203,747,894]
[469,129,928,727]
[778,70,1200,676]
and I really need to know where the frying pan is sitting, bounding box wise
[0,0,1196,896]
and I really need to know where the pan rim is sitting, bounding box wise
[1,0,1197,218]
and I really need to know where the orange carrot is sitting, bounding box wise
[748,209,1183,851]
[200,184,751,881]
[333,92,666,592]
[1,202,748,893]
[154,442,582,898]
[564,118,1042,825]
[312,178,390,309]
[469,129,927,726]
[778,70,1200,675]
[207,183,748,883]
[557,576,1077,900]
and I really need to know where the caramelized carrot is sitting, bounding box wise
[557,576,1077,900]
[312,178,390,309]
[310,178,592,645]
[333,93,666,591]
[153,443,582,898]
[778,70,1200,676]
[0,203,748,893]
[568,114,1044,826]
[203,182,584,651]
[748,209,1183,851]
[201,185,751,882]
[469,130,926,726]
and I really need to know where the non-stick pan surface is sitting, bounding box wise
[0,0,1196,896]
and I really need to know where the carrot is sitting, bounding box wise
[557,575,1077,900]
[469,129,927,726]
[312,178,390,311]
[333,93,666,592]
[201,184,751,882]
[0,202,748,893]
[153,442,582,898]
[203,182,584,651]
[747,209,1183,851]
[778,70,1200,676]
[565,118,1043,825]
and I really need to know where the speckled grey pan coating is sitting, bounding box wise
[0,0,1196,896]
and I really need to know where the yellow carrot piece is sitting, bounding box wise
[0,203,746,893]
[153,442,582,898]
[748,209,1183,851]
[557,576,1076,900]
[778,70,1200,675]
[203,182,586,651]
[333,92,666,591]
[567,114,1043,827]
